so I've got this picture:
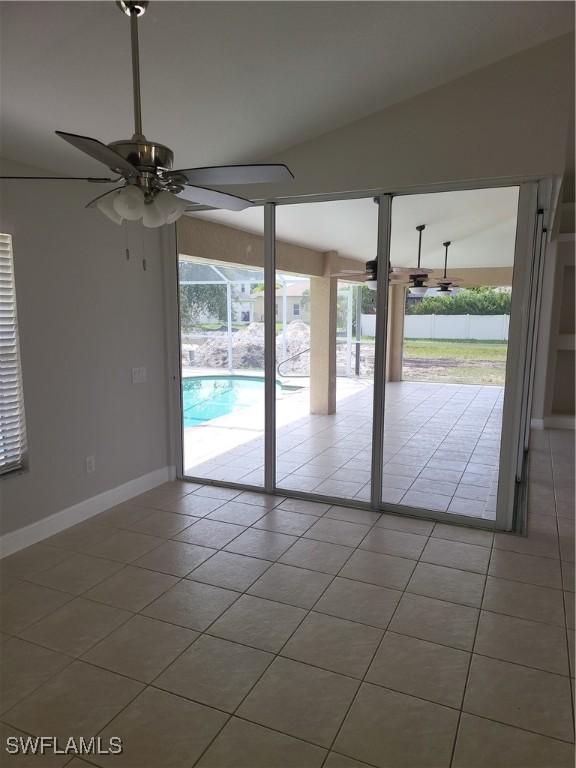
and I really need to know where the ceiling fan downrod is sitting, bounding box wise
[437,240,453,292]
[408,224,428,295]
[416,224,425,270]
[442,240,451,279]
[112,1,174,176]
[116,0,148,140]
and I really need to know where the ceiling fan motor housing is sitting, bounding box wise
[365,259,378,276]
[108,139,174,173]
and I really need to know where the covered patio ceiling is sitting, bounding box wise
[190,186,519,271]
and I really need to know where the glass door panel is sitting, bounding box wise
[274,198,378,502]
[381,186,520,522]
[179,208,265,485]
[176,185,536,533]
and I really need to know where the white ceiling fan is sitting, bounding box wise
[0,0,294,227]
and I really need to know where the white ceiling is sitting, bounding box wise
[192,186,519,269]
[0,2,573,176]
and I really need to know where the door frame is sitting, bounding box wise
[496,182,540,531]
[174,175,556,532]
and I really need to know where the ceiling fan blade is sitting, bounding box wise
[0,175,117,182]
[56,131,139,176]
[168,164,294,186]
[178,184,253,211]
[391,266,434,275]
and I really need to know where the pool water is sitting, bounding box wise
[182,375,285,426]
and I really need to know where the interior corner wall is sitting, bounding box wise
[531,93,575,427]
[0,159,171,537]
[257,34,574,198]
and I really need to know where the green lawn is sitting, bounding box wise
[403,339,508,385]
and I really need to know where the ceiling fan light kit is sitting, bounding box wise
[0,0,294,226]
[95,191,124,225]
[113,185,145,221]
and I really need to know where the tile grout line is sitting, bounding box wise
[550,440,576,735]
[186,494,404,767]
[397,384,498,516]
[185,520,366,766]
[448,526,493,767]
[317,517,439,766]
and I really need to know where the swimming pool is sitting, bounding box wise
[182,375,291,426]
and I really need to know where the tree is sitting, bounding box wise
[361,285,377,314]
[179,284,228,330]
[405,288,511,316]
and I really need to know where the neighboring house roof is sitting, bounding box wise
[256,282,308,299]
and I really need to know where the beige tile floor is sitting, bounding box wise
[0,430,573,767]
[184,380,501,520]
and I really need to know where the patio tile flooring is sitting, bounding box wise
[184,380,502,520]
[0,429,573,767]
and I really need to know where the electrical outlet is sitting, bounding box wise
[85,455,96,474]
[132,366,147,384]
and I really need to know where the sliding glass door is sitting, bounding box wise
[273,198,379,503]
[379,187,520,525]
[178,208,265,485]
[178,182,545,532]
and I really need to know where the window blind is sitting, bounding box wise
[0,233,27,475]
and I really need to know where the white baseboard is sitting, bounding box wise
[530,418,545,430]
[0,465,176,558]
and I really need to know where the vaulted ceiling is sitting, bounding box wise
[192,186,519,268]
[0,1,573,176]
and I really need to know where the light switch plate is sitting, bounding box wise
[132,366,147,384]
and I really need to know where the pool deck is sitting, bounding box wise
[183,376,501,521]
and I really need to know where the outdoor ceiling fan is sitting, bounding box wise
[393,224,434,296]
[331,260,408,291]
[0,0,294,227]
[435,241,462,293]
[334,224,434,293]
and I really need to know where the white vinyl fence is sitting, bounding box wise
[361,313,509,341]
[361,314,377,337]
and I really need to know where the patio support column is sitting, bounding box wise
[282,283,287,362]
[226,282,233,373]
[386,283,405,382]
[310,273,337,414]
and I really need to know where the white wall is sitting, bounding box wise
[256,35,573,199]
[0,160,171,536]
[404,314,510,341]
